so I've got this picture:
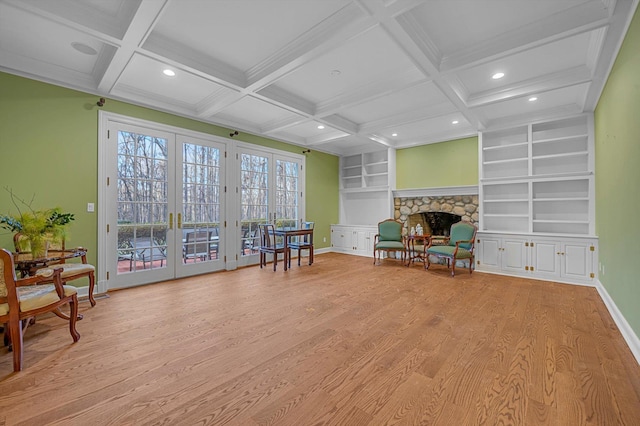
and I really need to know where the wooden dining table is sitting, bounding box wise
[273,227,314,271]
[13,248,88,277]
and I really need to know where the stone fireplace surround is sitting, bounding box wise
[393,186,479,236]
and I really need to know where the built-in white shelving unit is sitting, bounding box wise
[477,113,598,285]
[338,148,396,227]
[479,114,594,236]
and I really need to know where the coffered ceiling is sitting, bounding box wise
[0,0,637,155]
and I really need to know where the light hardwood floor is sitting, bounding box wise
[1,253,639,425]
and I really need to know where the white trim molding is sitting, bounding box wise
[595,279,640,366]
[393,185,479,198]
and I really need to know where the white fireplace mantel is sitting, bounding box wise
[393,185,478,198]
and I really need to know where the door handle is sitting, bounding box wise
[177,213,182,229]
[169,213,173,230]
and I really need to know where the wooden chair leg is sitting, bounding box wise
[10,320,23,372]
[451,257,456,277]
[88,272,96,307]
[69,295,80,342]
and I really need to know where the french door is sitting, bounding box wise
[104,119,226,289]
[237,145,304,267]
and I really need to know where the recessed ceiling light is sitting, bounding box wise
[529,96,538,102]
[71,42,97,55]
[492,72,505,79]
[330,69,341,76]
[317,125,325,130]
[163,69,176,77]
[392,133,398,137]
[452,120,459,124]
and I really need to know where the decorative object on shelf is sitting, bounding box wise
[0,188,75,258]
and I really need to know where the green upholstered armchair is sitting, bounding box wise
[425,221,477,276]
[373,219,405,265]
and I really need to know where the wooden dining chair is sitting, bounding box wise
[1,248,80,372]
[258,224,289,271]
[288,221,314,267]
[14,233,96,306]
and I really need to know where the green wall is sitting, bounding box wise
[594,7,640,337]
[0,72,339,270]
[395,136,478,189]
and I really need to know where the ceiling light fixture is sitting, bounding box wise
[71,42,97,55]
[330,69,341,76]
[452,120,459,124]
[317,125,325,130]
[392,133,398,137]
[163,69,176,77]
[529,96,538,102]
[492,72,505,79]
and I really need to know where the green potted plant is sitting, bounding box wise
[0,189,74,258]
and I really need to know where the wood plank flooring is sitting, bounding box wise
[1,253,639,425]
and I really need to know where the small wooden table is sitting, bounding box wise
[405,234,431,266]
[274,228,314,271]
[13,248,88,277]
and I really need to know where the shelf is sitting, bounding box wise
[532,134,588,145]
[365,160,388,167]
[483,142,529,151]
[342,165,362,170]
[483,157,528,165]
[484,214,529,218]
[484,198,529,203]
[533,197,589,202]
[532,151,588,161]
[342,175,362,180]
[533,219,589,224]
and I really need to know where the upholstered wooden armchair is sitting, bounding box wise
[14,233,96,306]
[373,219,405,265]
[425,221,477,276]
[258,224,290,271]
[1,248,80,372]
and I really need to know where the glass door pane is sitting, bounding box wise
[112,127,175,288]
[275,158,299,228]
[176,138,225,277]
[239,152,268,264]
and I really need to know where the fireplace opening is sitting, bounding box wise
[407,212,461,236]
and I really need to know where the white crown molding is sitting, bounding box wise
[595,279,640,366]
[393,185,479,198]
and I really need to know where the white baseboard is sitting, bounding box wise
[595,280,640,366]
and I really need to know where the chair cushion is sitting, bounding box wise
[0,284,77,315]
[43,263,95,278]
[375,241,405,250]
[379,221,402,242]
[427,245,472,259]
[448,223,475,250]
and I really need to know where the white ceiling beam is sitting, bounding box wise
[439,1,612,73]
[359,0,484,130]
[97,0,169,93]
[464,66,594,108]
[244,3,375,91]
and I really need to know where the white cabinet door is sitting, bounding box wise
[531,240,560,279]
[562,241,593,281]
[502,238,528,273]
[331,226,349,251]
[478,236,501,271]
